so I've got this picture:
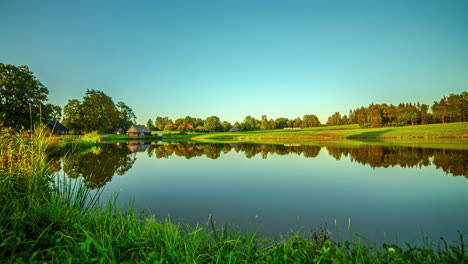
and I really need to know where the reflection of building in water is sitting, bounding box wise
[127,141,150,153]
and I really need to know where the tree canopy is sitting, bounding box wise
[0,63,49,129]
[62,90,136,134]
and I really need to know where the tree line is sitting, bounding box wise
[1,63,466,132]
[148,114,321,132]
[326,92,467,128]
[150,91,466,132]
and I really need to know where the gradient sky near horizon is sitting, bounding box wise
[1,0,467,124]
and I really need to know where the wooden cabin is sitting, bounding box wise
[113,128,123,135]
[127,125,151,137]
[45,120,69,135]
[229,127,242,132]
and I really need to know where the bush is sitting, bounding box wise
[81,131,101,145]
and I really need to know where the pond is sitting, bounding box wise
[52,141,468,244]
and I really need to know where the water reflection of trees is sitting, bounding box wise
[55,143,466,187]
[148,143,466,177]
[326,145,467,178]
[62,144,137,189]
[146,143,321,160]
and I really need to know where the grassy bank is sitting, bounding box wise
[192,123,468,142]
[104,123,468,146]
[1,127,467,263]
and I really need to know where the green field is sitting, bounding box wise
[102,123,468,149]
[189,123,467,145]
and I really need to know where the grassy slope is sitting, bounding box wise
[192,123,468,141]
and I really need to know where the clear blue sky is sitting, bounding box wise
[1,0,467,124]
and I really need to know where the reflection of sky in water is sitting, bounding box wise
[90,146,468,244]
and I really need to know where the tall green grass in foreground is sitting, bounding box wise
[1,126,467,263]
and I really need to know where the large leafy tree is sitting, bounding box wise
[62,99,83,134]
[43,103,62,121]
[146,119,155,131]
[368,104,382,128]
[204,116,222,132]
[116,101,137,130]
[0,63,49,129]
[154,116,168,131]
[326,112,342,126]
[79,90,120,133]
[302,114,321,128]
[222,121,232,132]
[62,90,128,133]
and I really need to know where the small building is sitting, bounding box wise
[229,127,242,132]
[127,125,151,137]
[113,128,123,135]
[112,127,123,135]
[45,120,69,135]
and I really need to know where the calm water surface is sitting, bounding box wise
[56,142,468,244]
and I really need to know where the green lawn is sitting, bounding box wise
[192,123,468,141]
[100,123,468,149]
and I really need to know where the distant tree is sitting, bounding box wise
[444,92,467,122]
[62,99,84,134]
[260,115,269,130]
[341,115,349,125]
[293,117,302,128]
[355,107,367,127]
[302,114,320,127]
[233,121,241,128]
[326,112,342,126]
[195,125,205,132]
[241,115,259,131]
[348,109,357,124]
[275,118,288,129]
[154,116,168,131]
[183,116,194,125]
[268,119,276,129]
[381,104,397,126]
[204,116,222,132]
[193,117,204,128]
[222,121,232,132]
[174,118,184,128]
[146,119,155,131]
[0,63,49,129]
[43,103,62,121]
[116,101,137,130]
[419,104,431,125]
[368,104,382,128]
[79,89,120,133]
[164,119,175,131]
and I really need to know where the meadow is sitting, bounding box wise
[1,126,467,263]
[192,123,468,141]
